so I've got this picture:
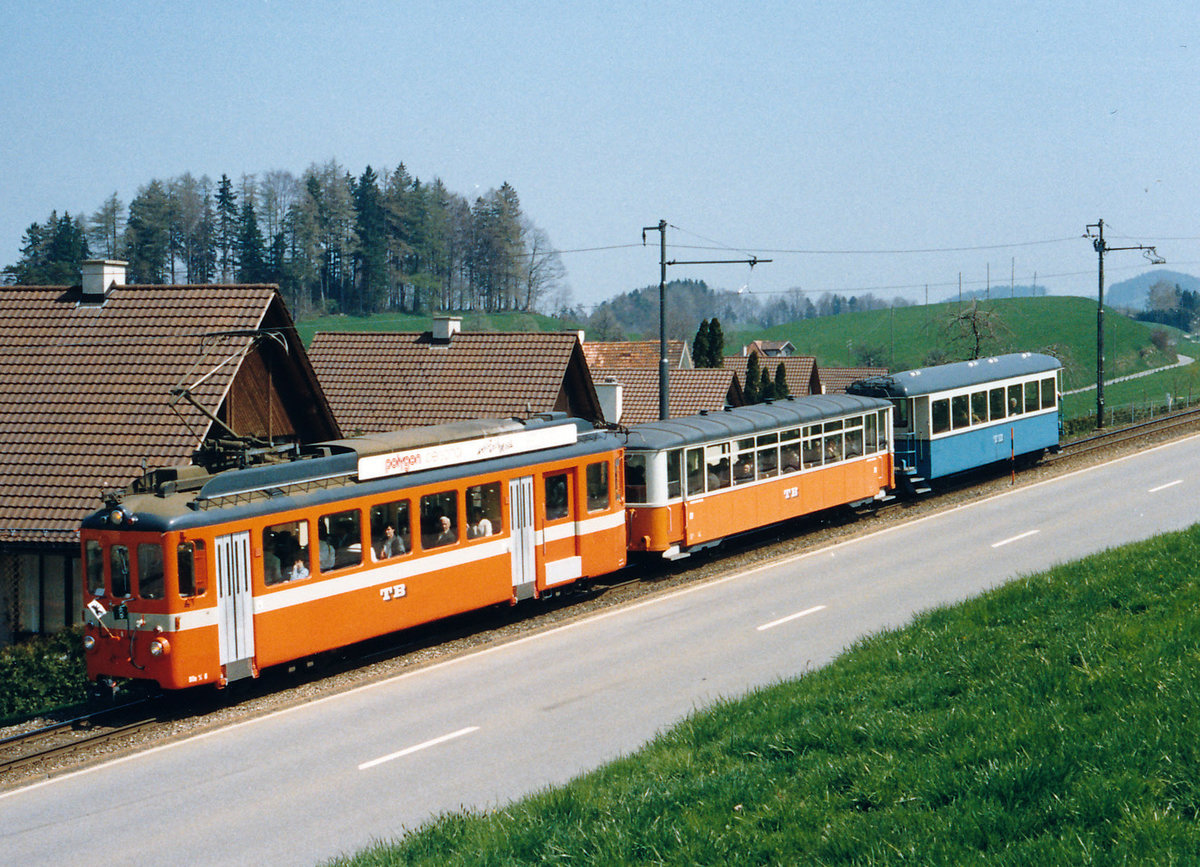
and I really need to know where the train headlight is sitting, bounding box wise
[82,634,96,652]
[148,637,171,657]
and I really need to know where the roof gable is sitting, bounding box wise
[722,355,819,396]
[582,339,692,370]
[598,367,741,425]
[308,331,601,434]
[0,284,334,542]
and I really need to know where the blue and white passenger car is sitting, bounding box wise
[847,353,1061,483]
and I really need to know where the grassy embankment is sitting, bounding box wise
[330,522,1200,865]
[736,296,1176,395]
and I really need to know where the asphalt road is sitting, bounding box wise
[4,433,1200,866]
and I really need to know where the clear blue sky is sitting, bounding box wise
[2,1,1198,308]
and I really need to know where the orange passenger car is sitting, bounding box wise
[80,415,626,690]
[623,396,894,558]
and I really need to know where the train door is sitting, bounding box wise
[509,476,536,601]
[214,530,255,682]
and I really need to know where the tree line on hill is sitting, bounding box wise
[2,162,566,318]
[578,278,912,341]
[1133,280,1199,333]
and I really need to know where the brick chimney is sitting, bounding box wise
[80,260,127,302]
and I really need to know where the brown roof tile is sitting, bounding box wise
[819,366,890,394]
[582,340,691,370]
[0,284,282,542]
[722,355,819,396]
[308,331,600,434]
[597,368,741,425]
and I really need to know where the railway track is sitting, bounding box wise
[1054,405,1200,460]
[0,700,158,777]
[5,407,1198,788]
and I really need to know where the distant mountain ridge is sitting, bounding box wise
[1105,270,1200,310]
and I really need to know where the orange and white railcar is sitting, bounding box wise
[622,396,894,558]
[80,414,625,690]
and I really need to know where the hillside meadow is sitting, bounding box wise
[328,523,1200,866]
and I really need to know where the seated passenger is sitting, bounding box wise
[734,460,754,484]
[429,515,457,547]
[318,526,336,571]
[468,508,493,539]
[290,557,309,580]
[376,524,405,559]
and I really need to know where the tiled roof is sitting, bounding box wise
[582,340,691,370]
[722,355,819,396]
[743,339,795,356]
[598,367,741,425]
[0,284,289,542]
[309,331,600,434]
[820,366,890,394]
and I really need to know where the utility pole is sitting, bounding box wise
[1084,219,1164,429]
[641,221,769,420]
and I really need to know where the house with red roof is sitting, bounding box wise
[307,318,603,434]
[0,261,338,643]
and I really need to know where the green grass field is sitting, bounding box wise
[729,296,1176,393]
[328,523,1200,866]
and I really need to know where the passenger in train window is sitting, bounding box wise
[782,443,801,473]
[468,508,493,538]
[317,524,336,571]
[431,515,457,547]
[734,458,754,484]
[546,474,570,519]
[290,558,309,580]
[377,524,405,558]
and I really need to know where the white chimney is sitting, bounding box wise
[432,316,462,343]
[595,376,624,425]
[81,259,127,301]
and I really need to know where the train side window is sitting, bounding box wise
[705,443,731,490]
[757,433,779,477]
[319,508,362,572]
[421,491,459,548]
[878,409,890,450]
[85,540,105,597]
[264,520,308,583]
[178,540,207,598]
[137,544,164,599]
[844,418,864,458]
[545,474,570,521]
[1041,376,1057,409]
[781,441,800,473]
[802,425,822,467]
[951,395,970,430]
[1007,384,1023,416]
[110,545,131,597]
[624,454,647,503]
[891,399,910,432]
[685,448,704,495]
[585,463,610,512]
[971,391,988,424]
[989,387,1006,420]
[467,481,504,536]
[666,449,682,499]
[864,413,878,455]
[1024,381,1039,412]
[370,500,411,560]
[931,398,951,434]
[733,438,755,484]
[823,420,844,462]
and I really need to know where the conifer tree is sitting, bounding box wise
[215,174,238,283]
[707,317,725,365]
[774,362,789,399]
[744,352,761,403]
[235,201,267,283]
[693,319,711,367]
